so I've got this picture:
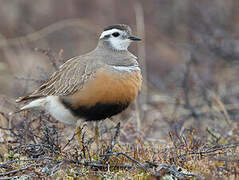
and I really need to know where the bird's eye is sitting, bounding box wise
[112,32,120,37]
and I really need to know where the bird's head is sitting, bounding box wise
[99,24,141,51]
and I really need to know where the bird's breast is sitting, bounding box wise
[60,66,142,120]
[68,66,142,108]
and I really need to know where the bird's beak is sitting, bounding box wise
[128,35,141,41]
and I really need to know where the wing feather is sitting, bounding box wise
[16,56,98,102]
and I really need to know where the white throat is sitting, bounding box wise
[99,28,131,51]
[109,38,131,51]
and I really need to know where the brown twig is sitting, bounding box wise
[0,164,42,177]
[177,143,239,159]
[154,164,196,179]
[0,157,55,168]
[182,59,199,120]
[78,161,133,169]
[0,126,12,131]
[62,132,77,150]
[108,122,120,153]
[206,128,221,143]
[100,152,147,171]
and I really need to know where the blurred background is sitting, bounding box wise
[0,0,239,142]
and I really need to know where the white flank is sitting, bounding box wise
[21,96,77,125]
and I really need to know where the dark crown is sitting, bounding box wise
[104,24,132,34]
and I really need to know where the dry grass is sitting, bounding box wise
[0,108,238,179]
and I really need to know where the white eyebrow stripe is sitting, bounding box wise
[111,65,141,72]
[100,29,122,39]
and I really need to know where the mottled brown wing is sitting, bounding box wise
[16,56,98,102]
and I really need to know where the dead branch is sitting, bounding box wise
[0,157,55,168]
[62,131,77,150]
[182,59,199,120]
[108,122,120,153]
[177,143,239,159]
[0,163,42,177]
[100,152,147,171]
[154,164,196,179]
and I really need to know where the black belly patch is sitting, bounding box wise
[61,100,129,121]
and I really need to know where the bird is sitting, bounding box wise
[15,24,142,144]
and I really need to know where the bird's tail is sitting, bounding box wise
[9,98,46,116]
[15,94,41,103]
